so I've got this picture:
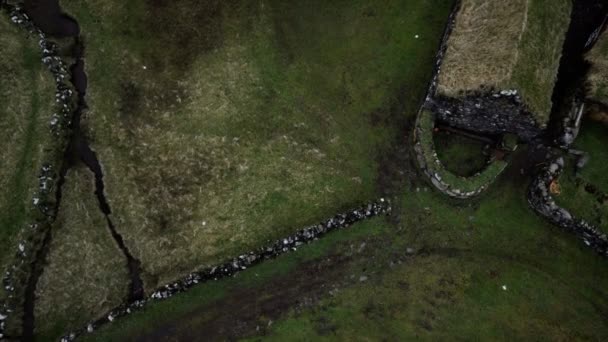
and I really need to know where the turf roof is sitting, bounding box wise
[437,0,572,126]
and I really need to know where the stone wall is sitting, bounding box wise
[413,109,509,199]
[59,200,391,341]
[528,156,608,256]
[0,1,75,339]
[427,92,541,142]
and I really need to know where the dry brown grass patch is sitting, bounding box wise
[35,167,129,334]
[587,30,608,104]
[438,0,529,96]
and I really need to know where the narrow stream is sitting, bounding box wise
[21,0,144,337]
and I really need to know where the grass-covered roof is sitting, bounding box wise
[587,29,608,105]
[437,0,572,126]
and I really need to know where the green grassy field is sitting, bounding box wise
[15,0,607,340]
[0,12,57,273]
[58,0,454,292]
[73,149,608,341]
[34,167,130,338]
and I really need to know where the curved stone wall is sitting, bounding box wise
[413,109,509,199]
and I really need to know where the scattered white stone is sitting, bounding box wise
[18,243,25,253]
[502,285,507,291]
[415,34,419,39]
[359,275,368,282]
[87,324,94,333]
[0,313,6,320]
[142,65,147,70]
[107,314,114,322]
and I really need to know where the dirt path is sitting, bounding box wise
[133,254,354,342]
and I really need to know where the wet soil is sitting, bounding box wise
[134,254,354,342]
[133,239,608,342]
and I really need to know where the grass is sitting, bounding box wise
[76,217,391,342]
[434,131,489,177]
[417,109,508,194]
[587,30,608,105]
[0,12,57,276]
[34,167,130,339]
[29,1,607,340]
[437,0,572,123]
[554,120,608,230]
[57,0,454,292]
[246,158,608,341]
[72,148,608,341]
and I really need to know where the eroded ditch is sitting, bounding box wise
[16,0,145,338]
[4,0,608,340]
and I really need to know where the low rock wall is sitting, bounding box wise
[59,200,391,341]
[528,156,608,256]
[0,1,75,339]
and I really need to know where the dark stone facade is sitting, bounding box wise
[426,93,542,142]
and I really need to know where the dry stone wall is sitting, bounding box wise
[528,156,608,256]
[0,1,75,339]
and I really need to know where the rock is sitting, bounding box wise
[359,275,368,282]
[358,242,366,253]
